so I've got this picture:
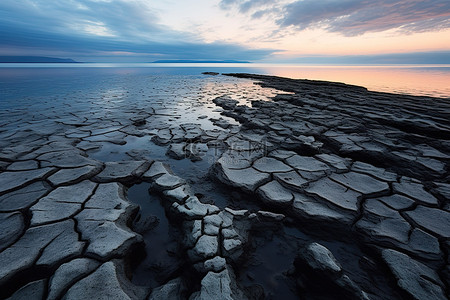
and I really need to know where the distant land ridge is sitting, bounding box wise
[152,59,250,63]
[0,56,79,63]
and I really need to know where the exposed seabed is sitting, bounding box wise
[0,73,449,299]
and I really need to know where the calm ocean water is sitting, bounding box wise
[0,63,449,99]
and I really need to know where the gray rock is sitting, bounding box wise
[184,220,202,248]
[189,235,218,261]
[257,180,293,206]
[142,161,170,180]
[214,165,270,193]
[416,157,446,174]
[89,125,124,136]
[257,210,285,221]
[213,96,238,110]
[186,143,209,160]
[0,220,84,286]
[292,193,353,224]
[409,228,441,257]
[286,155,330,172]
[221,228,239,239]
[224,208,248,218]
[299,242,370,300]
[356,199,411,245]
[0,212,24,251]
[152,173,186,191]
[48,258,101,300]
[0,181,50,212]
[76,182,141,259]
[393,178,439,205]
[48,165,101,186]
[377,194,415,210]
[63,260,148,300]
[273,171,308,191]
[204,256,227,272]
[203,214,222,235]
[0,161,10,171]
[434,182,450,200]
[330,172,390,196]
[173,196,219,220]
[30,180,97,226]
[222,238,243,260]
[83,182,128,210]
[166,143,186,159]
[335,275,370,300]
[305,177,361,212]
[296,169,327,181]
[191,268,247,300]
[39,151,100,168]
[216,150,263,169]
[301,242,342,274]
[7,279,46,300]
[252,157,293,173]
[36,223,85,268]
[6,160,39,171]
[405,205,450,238]
[148,278,185,300]
[94,160,150,182]
[79,218,140,260]
[382,249,446,300]
[163,184,190,203]
[351,161,397,182]
[416,144,450,159]
[268,149,296,159]
[315,154,351,172]
[0,167,54,194]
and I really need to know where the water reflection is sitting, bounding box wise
[0,64,448,98]
[259,65,450,98]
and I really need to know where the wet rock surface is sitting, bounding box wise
[0,72,449,299]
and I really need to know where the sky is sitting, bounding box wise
[0,0,449,63]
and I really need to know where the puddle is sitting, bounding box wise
[87,135,165,162]
[127,182,183,288]
[87,134,252,209]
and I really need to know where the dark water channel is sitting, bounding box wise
[127,182,183,288]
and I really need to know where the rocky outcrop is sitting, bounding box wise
[1,72,449,299]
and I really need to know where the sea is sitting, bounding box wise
[0,63,449,101]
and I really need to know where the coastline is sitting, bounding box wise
[1,63,448,99]
[0,72,449,299]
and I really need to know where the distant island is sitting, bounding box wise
[152,59,250,63]
[0,56,79,63]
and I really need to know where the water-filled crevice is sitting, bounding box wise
[127,183,185,289]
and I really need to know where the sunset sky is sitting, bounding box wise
[0,0,449,63]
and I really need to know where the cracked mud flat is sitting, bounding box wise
[0,70,449,300]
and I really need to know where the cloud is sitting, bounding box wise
[220,0,275,13]
[0,0,180,43]
[278,0,450,35]
[274,51,450,64]
[220,0,450,35]
[0,21,274,62]
[220,0,288,16]
[0,0,275,61]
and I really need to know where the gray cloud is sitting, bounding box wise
[220,0,280,14]
[220,0,450,35]
[278,0,450,35]
[0,0,183,43]
[0,0,276,61]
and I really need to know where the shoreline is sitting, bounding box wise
[1,64,448,100]
[0,72,449,299]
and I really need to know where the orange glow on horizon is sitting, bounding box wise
[258,65,450,98]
